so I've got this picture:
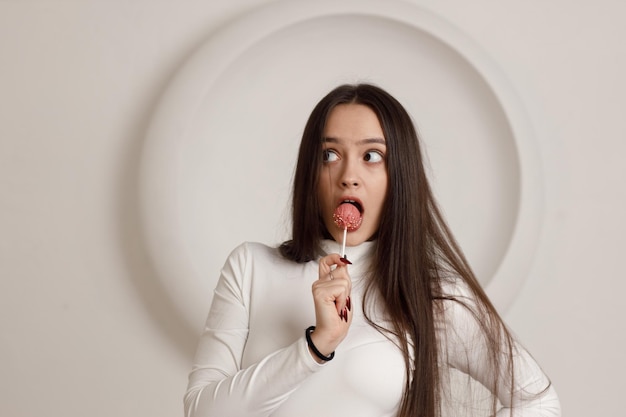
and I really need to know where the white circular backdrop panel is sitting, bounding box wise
[139,0,543,333]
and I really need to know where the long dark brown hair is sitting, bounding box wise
[280,84,523,417]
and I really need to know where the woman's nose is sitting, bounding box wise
[339,159,360,188]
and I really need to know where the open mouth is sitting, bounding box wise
[340,199,363,214]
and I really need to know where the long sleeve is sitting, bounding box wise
[184,240,559,416]
[441,283,561,417]
[183,243,323,417]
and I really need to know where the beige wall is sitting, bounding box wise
[1,1,624,416]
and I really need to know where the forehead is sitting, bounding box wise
[323,104,385,141]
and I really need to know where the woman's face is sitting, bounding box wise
[318,103,388,246]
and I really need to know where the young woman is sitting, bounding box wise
[184,84,560,417]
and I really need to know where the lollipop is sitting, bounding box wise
[333,203,362,262]
[333,203,362,231]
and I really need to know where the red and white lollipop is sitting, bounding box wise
[333,203,362,232]
[332,203,362,262]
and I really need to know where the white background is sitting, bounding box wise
[1,1,624,416]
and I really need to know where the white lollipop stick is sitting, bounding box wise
[341,226,347,258]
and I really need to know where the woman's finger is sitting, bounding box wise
[318,253,350,280]
[315,254,352,318]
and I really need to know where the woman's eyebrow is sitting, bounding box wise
[359,138,386,145]
[322,137,386,145]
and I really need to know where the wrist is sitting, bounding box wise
[305,326,335,363]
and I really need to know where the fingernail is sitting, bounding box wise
[346,296,351,311]
[340,256,352,265]
[343,307,349,321]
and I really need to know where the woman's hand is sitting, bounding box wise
[308,253,352,362]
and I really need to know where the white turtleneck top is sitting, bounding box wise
[184,241,560,417]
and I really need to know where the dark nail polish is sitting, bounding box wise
[343,307,349,321]
[340,256,352,265]
[346,296,351,311]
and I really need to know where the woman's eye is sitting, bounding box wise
[364,151,384,163]
[323,150,339,162]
